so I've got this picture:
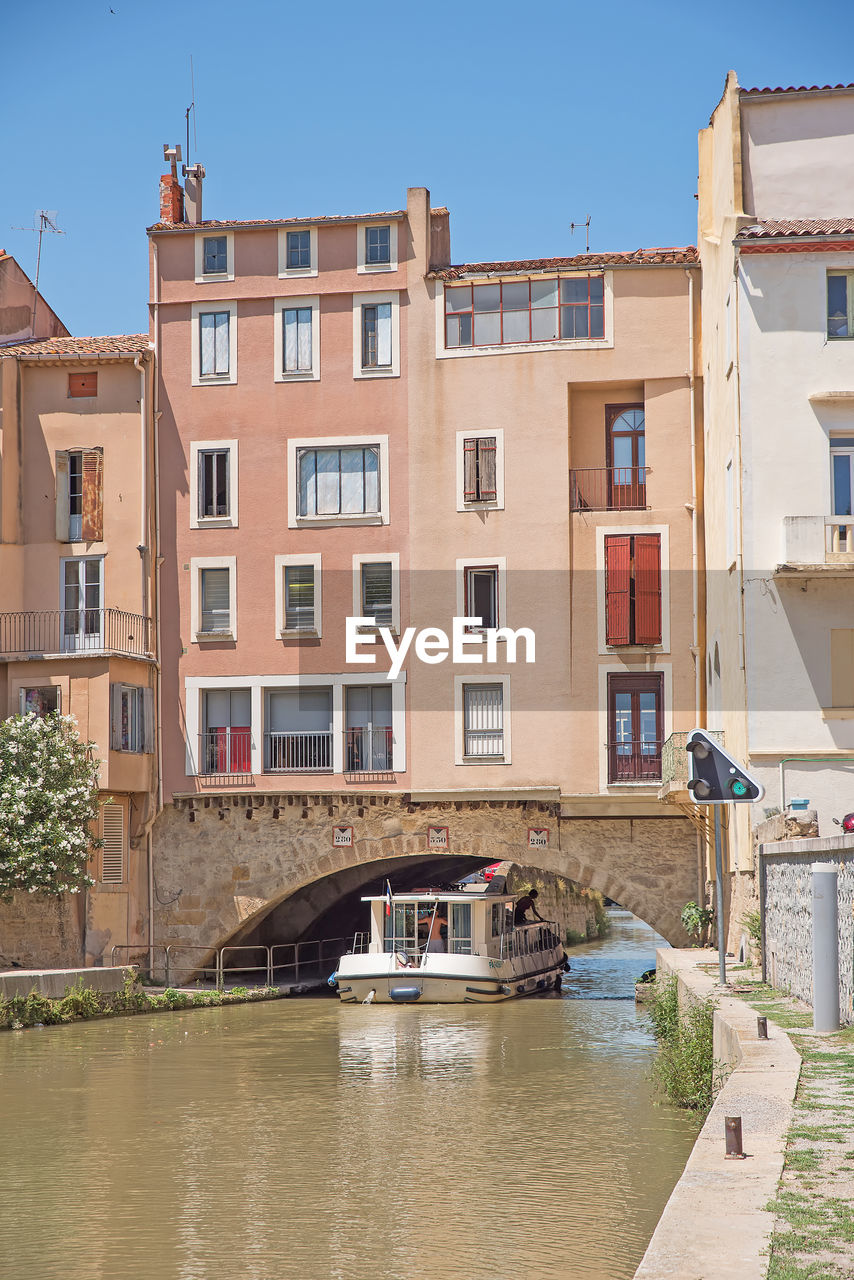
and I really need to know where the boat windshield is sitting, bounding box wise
[382,899,474,956]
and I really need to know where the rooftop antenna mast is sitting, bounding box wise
[12,210,64,335]
[185,55,197,171]
[570,215,591,254]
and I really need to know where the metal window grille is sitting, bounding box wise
[464,684,504,757]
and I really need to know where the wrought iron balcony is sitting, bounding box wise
[264,731,333,773]
[0,609,152,659]
[199,729,252,777]
[570,466,649,512]
[607,738,662,783]
[344,726,394,773]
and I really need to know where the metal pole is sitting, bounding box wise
[714,806,726,986]
[811,863,839,1033]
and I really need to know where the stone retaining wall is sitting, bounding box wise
[0,892,83,970]
[503,862,605,942]
[760,835,854,1025]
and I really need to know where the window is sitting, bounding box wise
[194,231,233,282]
[266,688,332,772]
[449,902,472,955]
[284,307,312,373]
[465,566,499,631]
[203,236,227,275]
[110,684,153,753]
[285,565,316,631]
[345,684,393,772]
[607,673,662,782]
[362,303,392,368]
[274,296,319,380]
[445,275,605,348]
[298,446,379,518]
[56,449,103,542]
[357,222,398,273]
[100,802,125,884]
[192,302,237,385]
[463,683,504,758]
[361,561,393,629]
[198,448,230,519]
[606,406,646,509]
[201,689,251,775]
[200,567,231,634]
[278,226,317,277]
[831,439,854,516]
[68,372,97,398]
[463,437,497,503]
[61,556,104,650]
[827,272,854,338]
[20,687,60,716]
[604,534,661,645]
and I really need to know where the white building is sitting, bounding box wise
[699,73,854,929]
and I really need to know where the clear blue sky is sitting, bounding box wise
[4,0,853,337]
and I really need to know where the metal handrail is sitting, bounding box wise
[570,466,649,512]
[0,608,151,657]
[164,943,219,988]
[607,737,663,783]
[218,945,272,988]
[265,730,333,773]
[109,943,167,983]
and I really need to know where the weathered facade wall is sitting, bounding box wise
[761,835,854,1025]
[151,794,697,949]
[0,892,84,969]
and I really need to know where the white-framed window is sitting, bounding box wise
[110,684,154,753]
[456,430,504,511]
[60,555,104,651]
[189,440,238,529]
[352,291,400,379]
[357,222,398,274]
[278,225,318,278]
[56,448,104,543]
[194,231,234,283]
[191,556,237,642]
[275,553,322,637]
[455,557,507,633]
[191,301,237,386]
[352,552,400,632]
[273,296,320,381]
[99,801,126,884]
[455,675,511,764]
[19,686,60,716]
[827,271,854,339]
[287,435,390,527]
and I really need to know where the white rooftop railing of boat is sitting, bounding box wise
[500,921,562,959]
[348,932,371,955]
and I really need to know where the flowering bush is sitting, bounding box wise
[0,713,101,901]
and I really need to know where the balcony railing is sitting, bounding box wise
[0,609,152,658]
[464,729,505,758]
[660,729,723,787]
[345,726,393,773]
[782,515,854,566]
[570,467,649,512]
[827,516,854,558]
[199,729,252,776]
[265,731,333,773]
[607,738,662,783]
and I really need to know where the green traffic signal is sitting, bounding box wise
[729,777,749,798]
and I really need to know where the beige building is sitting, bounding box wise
[0,334,157,967]
[698,73,854,940]
[0,250,67,346]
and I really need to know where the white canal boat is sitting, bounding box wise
[332,885,568,1004]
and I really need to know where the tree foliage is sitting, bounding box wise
[0,713,101,901]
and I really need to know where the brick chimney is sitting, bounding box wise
[159,173,184,226]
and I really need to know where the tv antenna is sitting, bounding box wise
[12,210,64,334]
[184,55,197,171]
[570,215,591,254]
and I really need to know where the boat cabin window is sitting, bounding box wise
[490,903,504,938]
[384,902,418,955]
[449,902,472,955]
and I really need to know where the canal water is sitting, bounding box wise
[1,910,697,1280]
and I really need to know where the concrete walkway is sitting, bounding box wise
[634,950,802,1280]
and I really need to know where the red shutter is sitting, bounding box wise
[634,534,662,645]
[231,727,252,773]
[605,536,631,645]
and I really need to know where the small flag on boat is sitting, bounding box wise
[385,880,392,917]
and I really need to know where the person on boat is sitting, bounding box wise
[514,889,545,925]
[424,906,448,953]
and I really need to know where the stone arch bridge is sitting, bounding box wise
[151,792,700,966]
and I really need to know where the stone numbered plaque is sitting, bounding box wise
[528,827,549,849]
[427,825,449,850]
[333,825,354,847]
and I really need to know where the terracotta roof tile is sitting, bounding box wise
[737,219,854,240]
[430,247,698,280]
[148,209,409,234]
[0,334,151,358]
[742,83,854,97]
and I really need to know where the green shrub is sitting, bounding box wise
[228,986,249,998]
[646,974,721,1113]
[742,909,762,950]
[59,980,103,1020]
[681,900,714,944]
[162,988,190,1009]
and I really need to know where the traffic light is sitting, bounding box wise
[685,729,765,804]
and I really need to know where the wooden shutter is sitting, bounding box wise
[463,438,478,501]
[55,451,71,541]
[81,448,104,541]
[478,438,497,500]
[604,536,631,645]
[634,534,662,645]
[110,683,122,750]
[100,803,125,883]
[142,688,155,753]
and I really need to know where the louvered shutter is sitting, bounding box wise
[100,803,125,883]
[463,439,478,501]
[200,568,230,632]
[634,534,662,645]
[142,688,155,754]
[285,565,315,630]
[362,562,393,628]
[55,451,71,541]
[81,448,103,541]
[604,535,631,645]
[478,438,497,500]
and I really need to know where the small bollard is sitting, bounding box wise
[725,1115,746,1159]
[757,1016,768,1040]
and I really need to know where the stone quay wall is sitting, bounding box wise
[0,892,84,970]
[503,862,606,942]
[760,834,854,1025]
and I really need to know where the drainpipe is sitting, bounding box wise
[685,268,704,725]
[151,238,164,977]
[778,756,854,813]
